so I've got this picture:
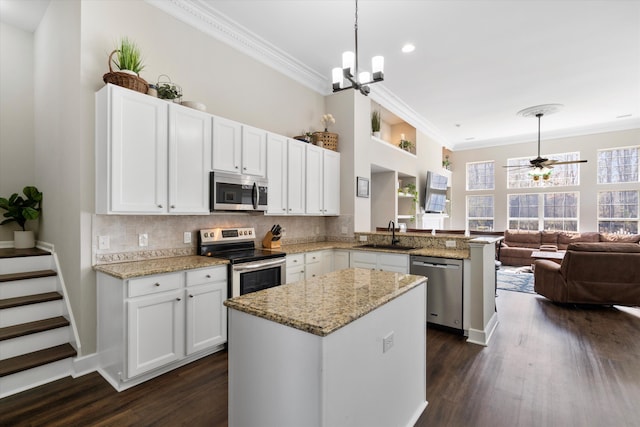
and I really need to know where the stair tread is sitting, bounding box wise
[0,343,76,377]
[0,248,50,259]
[0,316,70,341]
[0,269,57,283]
[0,292,63,309]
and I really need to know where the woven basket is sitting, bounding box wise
[102,50,148,94]
[313,132,338,151]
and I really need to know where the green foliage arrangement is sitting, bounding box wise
[113,37,145,74]
[157,83,181,100]
[371,110,381,133]
[0,186,42,231]
[399,139,414,152]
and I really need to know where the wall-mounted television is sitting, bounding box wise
[424,171,448,213]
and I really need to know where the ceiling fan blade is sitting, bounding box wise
[548,159,588,166]
[502,165,532,168]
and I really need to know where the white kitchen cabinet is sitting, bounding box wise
[97,265,228,391]
[287,139,307,214]
[266,133,288,215]
[212,117,266,177]
[332,250,350,271]
[96,84,168,214]
[96,84,211,214]
[286,253,306,284]
[350,251,409,273]
[323,150,341,215]
[305,250,329,279]
[306,144,324,215]
[212,116,242,174]
[127,288,184,378]
[169,105,212,213]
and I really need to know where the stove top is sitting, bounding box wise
[198,227,285,263]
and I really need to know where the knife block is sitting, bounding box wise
[262,232,281,249]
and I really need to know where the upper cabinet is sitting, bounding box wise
[212,117,266,177]
[305,145,340,216]
[96,84,211,215]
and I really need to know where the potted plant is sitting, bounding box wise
[399,138,414,152]
[156,75,183,103]
[398,183,419,220]
[371,110,381,138]
[0,186,42,249]
[112,37,145,76]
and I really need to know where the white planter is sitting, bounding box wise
[14,230,35,249]
[372,131,381,138]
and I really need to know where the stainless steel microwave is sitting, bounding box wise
[210,172,268,211]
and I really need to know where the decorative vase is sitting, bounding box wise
[372,131,381,138]
[14,230,35,249]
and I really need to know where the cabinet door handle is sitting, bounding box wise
[157,204,163,208]
[170,205,175,209]
[235,165,239,169]
[189,294,194,298]
[176,297,181,301]
[243,166,247,170]
[206,274,211,278]
[154,283,160,287]
[282,208,286,211]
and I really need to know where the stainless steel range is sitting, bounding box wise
[198,227,286,298]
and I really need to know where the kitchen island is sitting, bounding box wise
[224,268,427,427]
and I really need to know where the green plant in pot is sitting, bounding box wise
[399,138,414,152]
[112,37,145,76]
[398,183,419,220]
[0,186,42,249]
[371,110,381,137]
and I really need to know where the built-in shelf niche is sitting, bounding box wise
[371,101,416,155]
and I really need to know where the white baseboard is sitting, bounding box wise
[466,313,499,346]
[73,352,99,378]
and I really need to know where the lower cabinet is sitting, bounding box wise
[285,250,332,284]
[97,265,227,391]
[350,251,409,274]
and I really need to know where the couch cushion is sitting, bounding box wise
[504,230,541,249]
[557,232,599,250]
[541,231,559,246]
[567,242,640,253]
[599,233,640,243]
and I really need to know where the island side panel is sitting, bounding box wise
[322,283,427,427]
[227,309,323,427]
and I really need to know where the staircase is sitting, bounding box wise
[0,247,79,398]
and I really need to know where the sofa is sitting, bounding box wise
[499,230,640,266]
[533,242,640,306]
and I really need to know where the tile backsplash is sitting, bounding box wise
[93,214,354,264]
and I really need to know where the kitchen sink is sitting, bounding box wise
[357,243,417,251]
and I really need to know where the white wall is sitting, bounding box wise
[0,23,35,240]
[449,128,640,231]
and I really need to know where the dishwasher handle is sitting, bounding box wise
[412,261,460,269]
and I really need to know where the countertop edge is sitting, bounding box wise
[93,256,229,279]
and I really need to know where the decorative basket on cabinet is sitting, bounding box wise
[312,132,339,151]
[102,50,149,94]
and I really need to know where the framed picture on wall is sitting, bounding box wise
[356,177,369,198]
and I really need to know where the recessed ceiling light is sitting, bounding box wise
[401,44,415,53]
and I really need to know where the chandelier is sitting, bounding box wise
[331,0,384,96]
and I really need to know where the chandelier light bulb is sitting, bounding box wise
[372,56,384,77]
[358,71,371,84]
[342,51,355,76]
[332,67,343,85]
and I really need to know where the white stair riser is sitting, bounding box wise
[0,255,54,274]
[0,326,71,360]
[0,276,58,298]
[1,300,64,327]
[0,357,73,399]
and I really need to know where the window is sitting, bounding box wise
[508,192,579,231]
[467,195,494,231]
[466,161,494,191]
[597,146,639,184]
[598,190,639,234]
[507,152,581,188]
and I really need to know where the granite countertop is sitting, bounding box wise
[224,268,427,337]
[279,241,469,259]
[93,255,229,279]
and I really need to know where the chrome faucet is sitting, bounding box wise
[388,220,400,245]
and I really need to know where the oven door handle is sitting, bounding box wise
[233,258,285,272]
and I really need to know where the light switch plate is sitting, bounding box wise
[138,233,148,247]
[98,235,109,250]
[183,231,192,244]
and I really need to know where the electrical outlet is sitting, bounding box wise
[138,233,148,247]
[445,240,456,248]
[98,235,109,250]
[280,227,286,236]
[315,226,320,235]
[359,235,368,242]
[183,231,192,244]
[341,226,348,235]
[383,332,394,353]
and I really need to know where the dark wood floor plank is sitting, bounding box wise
[1,291,639,426]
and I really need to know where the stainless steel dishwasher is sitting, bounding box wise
[410,256,463,332]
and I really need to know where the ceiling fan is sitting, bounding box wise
[504,104,587,180]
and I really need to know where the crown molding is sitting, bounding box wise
[145,0,451,147]
[452,117,640,151]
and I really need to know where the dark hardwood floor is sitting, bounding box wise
[2,290,639,427]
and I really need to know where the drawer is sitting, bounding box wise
[186,266,227,287]
[378,253,409,268]
[286,253,305,268]
[128,272,183,298]
[305,251,323,264]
